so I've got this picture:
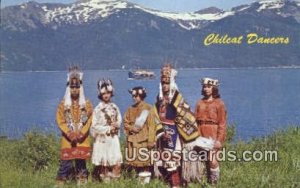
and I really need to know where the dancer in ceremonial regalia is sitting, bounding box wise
[123,86,156,178]
[90,79,123,182]
[154,64,210,187]
[195,77,227,185]
[55,66,93,186]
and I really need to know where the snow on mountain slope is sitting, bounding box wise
[135,6,234,21]
[44,0,129,24]
[132,4,235,30]
[254,0,300,23]
[257,0,285,12]
[4,0,300,30]
[40,0,234,29]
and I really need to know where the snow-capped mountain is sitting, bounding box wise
[257,0,285,12]
[254,0,300,22]
[4,0,234,29]
[1,0,300,71]
[2,0,236,30]
[44,0,130,24]
[43,0,233,30]
[3,0,300,31]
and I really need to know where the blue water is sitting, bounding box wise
[1,68,300,140]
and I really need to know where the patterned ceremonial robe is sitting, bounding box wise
[154,91,205,183]
[154,95,183,187]
[156,97,181,151]
[90,102,123,166]
[123,101,156,167]
[56,99,93,160]
[154,90,199,143]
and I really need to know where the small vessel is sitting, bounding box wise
[128,69,156,80]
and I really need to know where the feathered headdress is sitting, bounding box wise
[63,66,86,109]
[159,63,178,101]
[97,78,114,96]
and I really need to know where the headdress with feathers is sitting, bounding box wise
[159,63,178,101]
[63,66,86,109]
[98,78,114,96]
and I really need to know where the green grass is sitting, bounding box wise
[0,126,299,188]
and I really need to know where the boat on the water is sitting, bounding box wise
[128,69,156,80]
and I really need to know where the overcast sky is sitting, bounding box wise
[2,0,257,12]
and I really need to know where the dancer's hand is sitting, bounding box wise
[111,122,119,128]
[110,127,118,135]
[67,131,77,141]
[111,124,119,133]
[131,127,140,133]
[214,140,222,149]
[163,132,171,140]
[147,142,156,149]
[76,132,85,143]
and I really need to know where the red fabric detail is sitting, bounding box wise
[60,147,91,160]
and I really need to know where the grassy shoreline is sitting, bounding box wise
[0,127,299,187]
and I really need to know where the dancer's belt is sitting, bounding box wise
[197,120,218,125]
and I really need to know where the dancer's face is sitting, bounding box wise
[202,84,213,97]
[132,94,142,104]
[162,81,170,95]
[70,78,80,100]
[101,92,111,103]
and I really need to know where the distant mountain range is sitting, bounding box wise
[1,0,300,71]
